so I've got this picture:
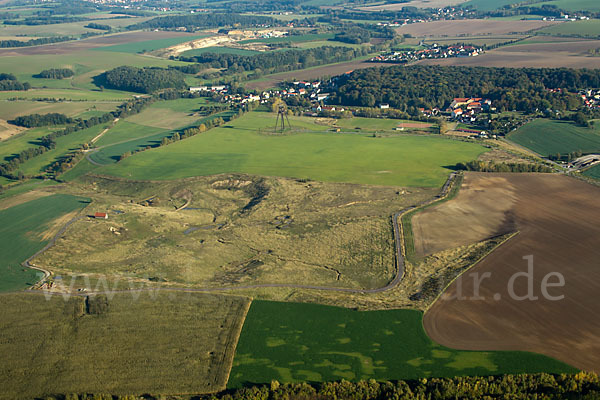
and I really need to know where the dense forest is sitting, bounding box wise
[35,372,600,400]
[128,13,279,31]
[0,73,30,91]
[11,113,73,128]
[36,68,75,79]
[329,66,600,113]
[180,46,371,76]
[95,66,187,93]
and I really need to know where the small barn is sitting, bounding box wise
[94,212,108,220]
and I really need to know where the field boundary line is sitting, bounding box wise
[219,299,252,390]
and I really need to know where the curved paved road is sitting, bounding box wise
[22,173,458,295]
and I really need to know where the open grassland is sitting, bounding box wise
[99,112,484,187]
[583,163,600,179]
[508,119,600,156]
[240,33,335,44]
[228,301,575,387]
[0,101,116,121]
[94,120,165,147]
[90,110,236,165]
[1,126,56,162]
[395,19,562,37]
[423,173,600,373]
[19,123,110,177]
[36,175,434,290]
[0,292,249,399]
[359,0,468,11]
[0,194,89,292]
[0,89,134,101]
[125,98,214,129]
[463,0,523,11]
[296,40,366,49]
[333,117,433,132]
[96,34,209,53]
[538,19,600,37]
[423,36,526,47]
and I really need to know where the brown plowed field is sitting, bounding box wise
[395,19,561,37]
[0,31,199,56]
[245,61,383,91]
[423,172,600,372]
[418,40,600,69]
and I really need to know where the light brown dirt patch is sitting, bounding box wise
[412,173,517,257]
[423,173,600,373]
[395,19,562,37]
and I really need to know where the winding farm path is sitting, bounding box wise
[21,173,458,295]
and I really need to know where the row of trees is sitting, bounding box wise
[40,372,600,400]
[0,73,30,91]
[85,22,111,31]
[180,46,372,76]
[330,66,600,113]
[36,68,75,79]
[0,32,99,48]
[127,13,279,31]
[3,16,87,26]
[549,150,584,162]
[11,113,73,128]
[455,160,554,173]
[0,97,155,179]
[95,66,187,94]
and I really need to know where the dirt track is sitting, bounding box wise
[0,31,201,56]
[423,172,600,372]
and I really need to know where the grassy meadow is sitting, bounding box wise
[583,163,600,179]
[99,112,485,187]
[508,119,600,156]
[0,292,249,399]
[0,194,89,292]
[97,34,209,54]
[538,19,600,36]
[228,301,576,387]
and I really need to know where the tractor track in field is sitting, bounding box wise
[19,173,458,296]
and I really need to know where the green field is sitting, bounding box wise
[335,117,433,132]
[533,0,600,12]
[20,123,110,177]
[463,0,523,11]
[0,194,89,292]
[0,292,248,398]
[98,112,485,187]
[1,126,56,162]
[228,301,576,387]
[538,19,600,36]
[182,46,261,57]
[583,163,600,179]
[508,119,600,156]
[96,34,209,53]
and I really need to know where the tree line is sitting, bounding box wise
[0,73,30,91]
[11,113,73,128]
[0,96,155,180]
[32,372,600,400]
[0,33,99,48]
[36,68,75,79]
[127,13,279,31]
[329,65,600,114]
[95,66,187,94]
[85,22,111,31]
[455,160,554,173]
[179,46,372,77]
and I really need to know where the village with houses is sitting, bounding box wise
[370,44,484,64]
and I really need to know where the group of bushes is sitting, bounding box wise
[95,66,187,94]
[455,160,554,173]
[36,68,75,79]
[0,73,30,91]
[11,113,73,128]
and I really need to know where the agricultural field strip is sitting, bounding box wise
[20,173,459,294]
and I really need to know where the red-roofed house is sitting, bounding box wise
[94,212,108,220]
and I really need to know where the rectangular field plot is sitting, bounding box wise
[0,292,249,399]
[508,119,600,156]
[228,301,575,387]
[99,112,485,187]
[0,194,89,292]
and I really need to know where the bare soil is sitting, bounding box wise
[0,119,24,141]
[412,173,518,256]
[423,172,600,373]
[418,39,600,69]
[395,20,561,37]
